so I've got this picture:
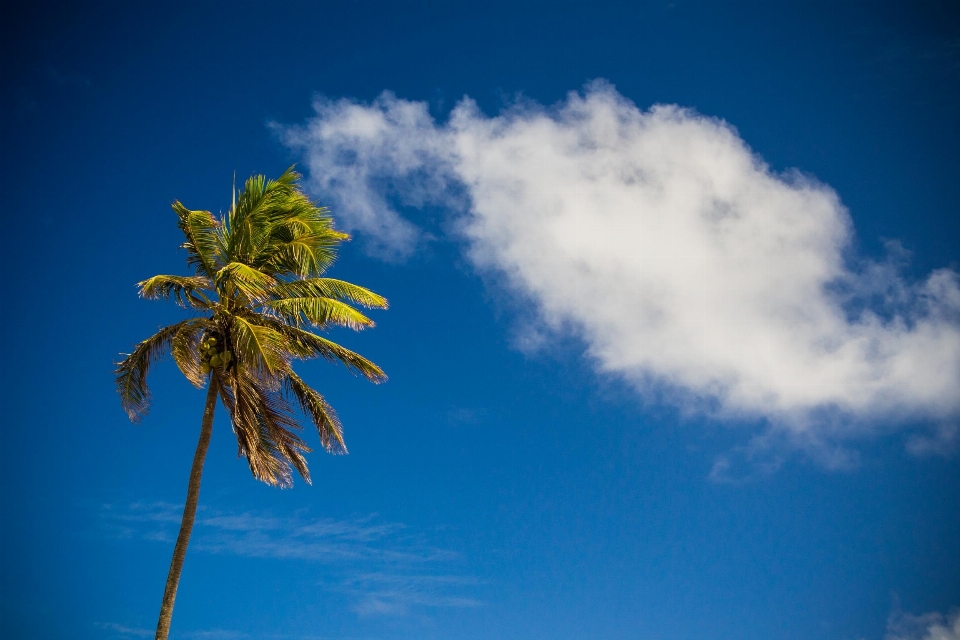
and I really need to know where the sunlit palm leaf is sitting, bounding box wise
[216,262,277,304]
[228,170,302,264]
[251,316,386,383]
[173,202,222,279]
[139,275,213,309]
[271,278,388,309]
[230,314,290,377]
[266,297,374,330]
[266,232,344,277]
[295,332,387,382]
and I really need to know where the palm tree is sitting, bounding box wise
[115,168,387,640]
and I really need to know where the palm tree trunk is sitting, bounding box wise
[154,377,219,640]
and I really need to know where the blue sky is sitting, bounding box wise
[2,2,959,639]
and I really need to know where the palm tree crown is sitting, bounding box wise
[116,167,387,486]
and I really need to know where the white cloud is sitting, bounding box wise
[280,94,458,261]
[887,608,960,640]
[280,82,960,449]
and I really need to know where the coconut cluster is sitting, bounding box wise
[199,336,233,374]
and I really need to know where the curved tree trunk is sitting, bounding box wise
[155,377,219,640]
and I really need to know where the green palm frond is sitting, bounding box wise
[295,332,387,382]
[229,314,290,377]
[227,169,297,264]
[139,275,213,309]
[224,167,346,278]
[116,320,193,421]
[266,297,375,330]
[252,316,387,383]
[216,262,277,304]
[271,278,388,309]
[265,231,345,277]
[173,203,223,279]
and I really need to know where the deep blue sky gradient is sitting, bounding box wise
[2,2,959,639]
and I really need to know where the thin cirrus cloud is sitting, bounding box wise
[342,573,482,617]
[94,622,153,638]
[100,502,477,617]
[280,80,960,454]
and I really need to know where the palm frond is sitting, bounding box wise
[216,262,277,304]
[251,316,387,383]
[229,314,290,377]
[115,320,192,421]
[224,167,347,278]
[138,275,213,309]
[266,297,375,330]
[173,202,223,278]
[264,231,345,277]
[296,332,386,382]
[285,371,346,454]
[227,169,298,264]
[219,370,287,486]
[171,319,210,388]
[220,367,311,487]
[251,378,312,484]
[271,278,387,309]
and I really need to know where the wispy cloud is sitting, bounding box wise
[101,501,476,616]
[181,631,251,640]
[886,607,960,640]
[102,502,453,563]
[100,501,184,542]
[95,622,153,638]
[95,622,265,640]
[342,572,482,616]
[280,81,960,466]
[446,407,487,426]
[905,423,960,458]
